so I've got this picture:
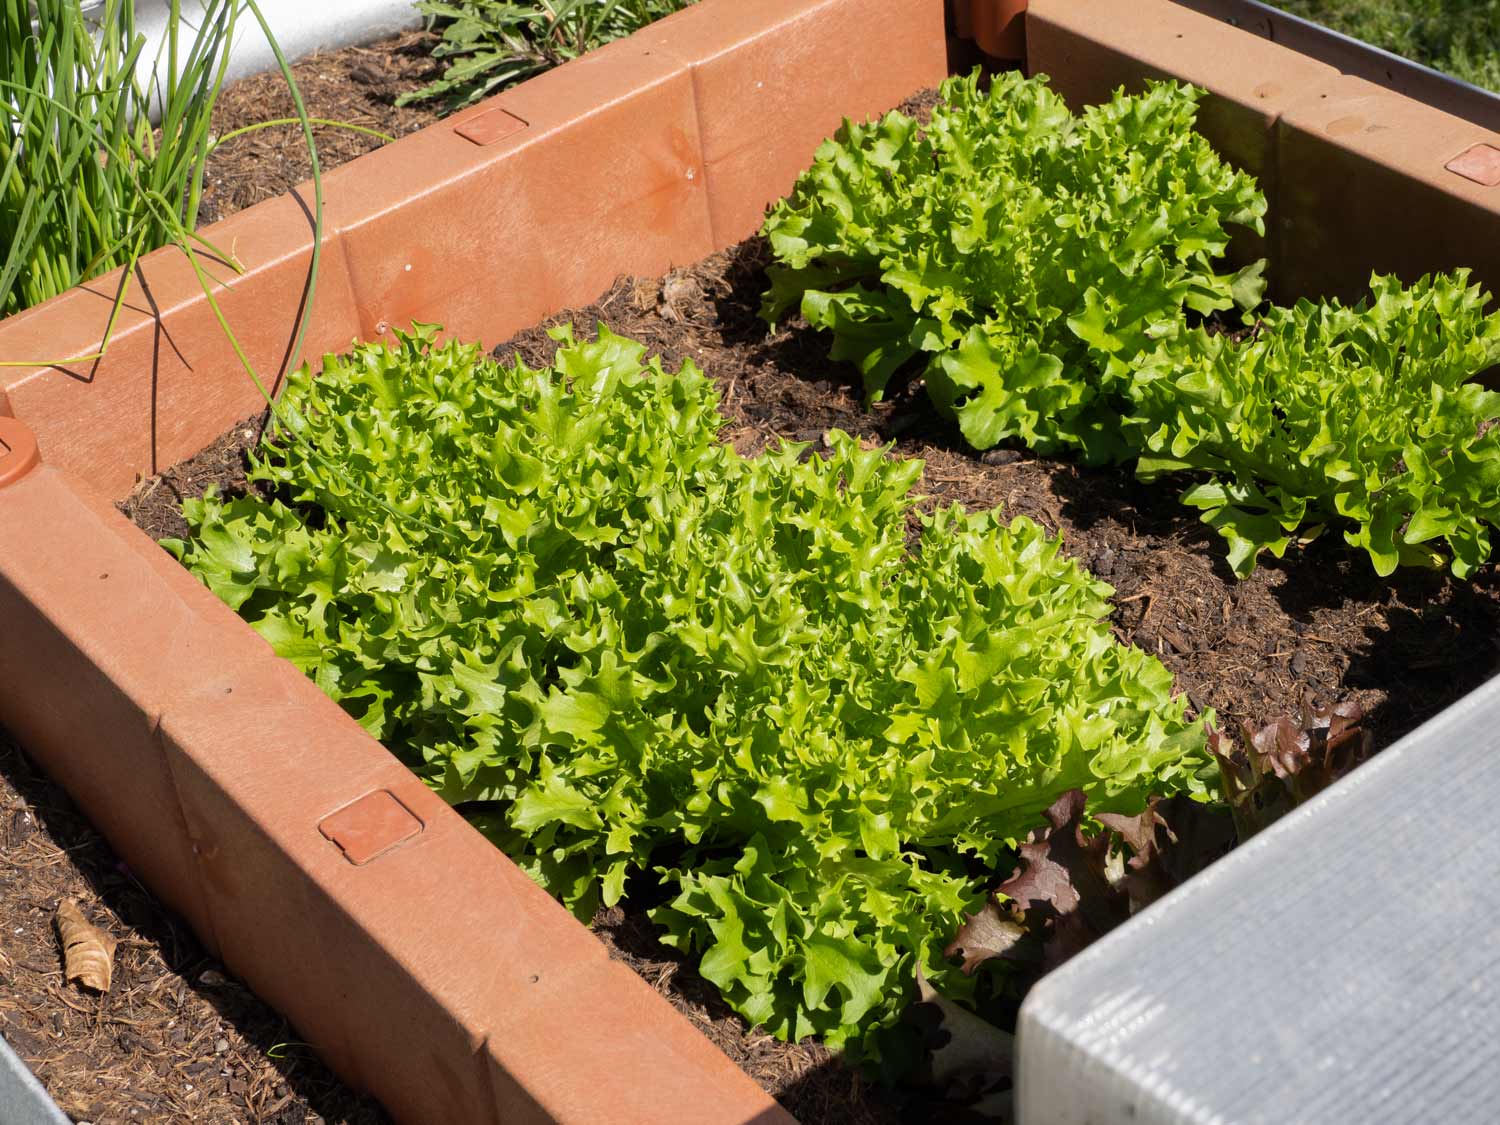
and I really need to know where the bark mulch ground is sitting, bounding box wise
[0,726,386,1125]
[198,29,445,227]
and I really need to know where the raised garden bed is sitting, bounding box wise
[123,235,1500,809]
[5,0,1500,1120]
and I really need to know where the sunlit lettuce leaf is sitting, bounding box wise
[762,69,1266,463]
[169,324,1211,1057]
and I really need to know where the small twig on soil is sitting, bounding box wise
[1118,591,1156,627]
[54,989,99,1016]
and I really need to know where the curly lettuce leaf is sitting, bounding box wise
[169,325,1212,1056]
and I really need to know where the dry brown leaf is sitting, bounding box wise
[55,899,116,992]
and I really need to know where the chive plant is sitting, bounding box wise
[0,0,250,318]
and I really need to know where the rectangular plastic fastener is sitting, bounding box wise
[1446,142,1500,186]
[453,107,529,146]
[318,790,424,866]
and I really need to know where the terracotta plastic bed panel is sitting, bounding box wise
[1276,74,1500,304]
[0,459,264,945]
[0,193,363,502]
[0,415,40,487]
[631,0,953,244]
[952,0,1028,60]
[322,0,953,342]
[332,40,716,348]
[1176,0,1500,134]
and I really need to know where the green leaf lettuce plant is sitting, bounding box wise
[168,324,1212,1054]
[766,70,1500,580]
[761,69,1268,464]
[1129,271,1500,577]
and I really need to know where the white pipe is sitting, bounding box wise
[131,0,424,110]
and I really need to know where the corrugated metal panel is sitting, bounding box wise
[1017,671,1500,1123]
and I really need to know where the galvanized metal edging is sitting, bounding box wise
[0,1033,69,1125]
[1173,0,1500,133]
[1016,666,1500,1123]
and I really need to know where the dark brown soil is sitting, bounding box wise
[0,726,385,1124]
[197,31,444,227]
[125,415,269,543]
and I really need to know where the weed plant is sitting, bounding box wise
[400,0,697,113]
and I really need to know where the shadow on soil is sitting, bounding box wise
[1045,464,1500,744]
[594,896,914,1125]
[597,885,1021,1125]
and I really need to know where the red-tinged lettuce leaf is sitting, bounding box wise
[943,898,1032,976]
[1210,698,1374,840]
[1098,792,1233,913]
[947,789,1231,977]
[945,790,1123,975]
